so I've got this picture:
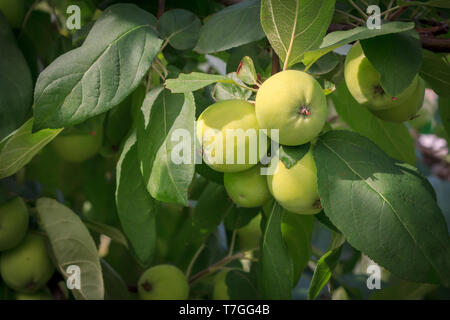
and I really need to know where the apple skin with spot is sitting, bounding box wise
[212,270,230,300]
[0,197,29,251]
[224,165,272,208]
[267,148,321,215]
[138,264,189,300]
[255,70,327,146]
[0,233,55,293]
[370,77,425,122]
[344,42,421,111]
[196,100,266,173]
[52,128,103,163]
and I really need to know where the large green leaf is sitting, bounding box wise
[227,269,259,299]
[36,198,104,300]
[261,0,335,68]
[157,9,201,50]
[331,82,416,165]
[420,50,450,98]
[315,130,450,286]
[137,88,195,206]
[165,72,235,93]
[0,119,62,179]
[360,31,422,96]
[195,0,265,53]
[116,131,156,266]
[258,202,294,299]
[0,14,33,140]
[303,22,415,68]
[33,4,163,130]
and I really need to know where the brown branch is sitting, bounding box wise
[388,6,409,21]
[157,0,165,19]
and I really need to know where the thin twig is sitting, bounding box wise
[157,0,165,19]
[348,0,368,19]
[185,244,205,279]
[335,9,366,25]
[19,0,40,37]
[227,229,237,257]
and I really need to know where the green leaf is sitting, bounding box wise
[165,72,234,93]
[420,50,450,98]
[227,269,259,299]
[282,211,314,285]
[195,0,265,53]
[193,182,234,232]
[36,198,104,300]
[0,119,62,179]
[33,4,163,130]
[438,97,450,140]
[279,143,310,169]
[360,31,422,96]
[331,82,416,165]
[261,0,335,68]
[303,22,415,68]
[315,211,340,233]
[307,233,344,300]
[212,73,253,101]
[116,131,156,266]
[315,130,450,286]
[83,219,129,249]
[0,14,33,140]
[225,206,260,230]
[157,9,201,50]
[370,280,438,300]
[236,56,258,85]
[137,88,195,206]
[101,260,131,300]
[258,202,294,299]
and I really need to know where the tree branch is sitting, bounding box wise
[157,0,165,19]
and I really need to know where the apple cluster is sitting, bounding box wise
[0,198,55,299]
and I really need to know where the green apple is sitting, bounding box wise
[212,270,229,300]
[138,264,189,300]
[267,148,321,214]
[196,100,266,173]
[255,70,327,146]
[409,89,438,129]
[16,289,53,300]
[345,42,421,110]
[52,128,103,163]
[0,233,55,293]
[0,197,29,251]
[237,214,261,251]
[370,77,425,122]
[224,165,271,208]
[0,0,25,28]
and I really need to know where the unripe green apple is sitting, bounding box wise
[16,289,53,300]
[267,148,321,214]
[255,70,327,146]
[344,42,421,111]
[196,100,266,173]
[212,270,229,300]
[237,214,261,251]
[224,165,271,208]
[0,197,29,251]
[138,264,189,300]
[0,233,55,293]
[52,128,103,163]
[0,0,25,28]
[370,77,425,122]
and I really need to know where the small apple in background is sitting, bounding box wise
[345,42,421,111]
[0,233,55,293]
[0,0,25,28]
[196,100,266,173]
[370,77,425,122]
[255,70,327,146]
[237,214,261,251]
[138,264,189,300]
[212,270,230,300]
[52,124,103,163]
[267,147,321,214]
[224,165,272,208]
[0,197,29,251]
